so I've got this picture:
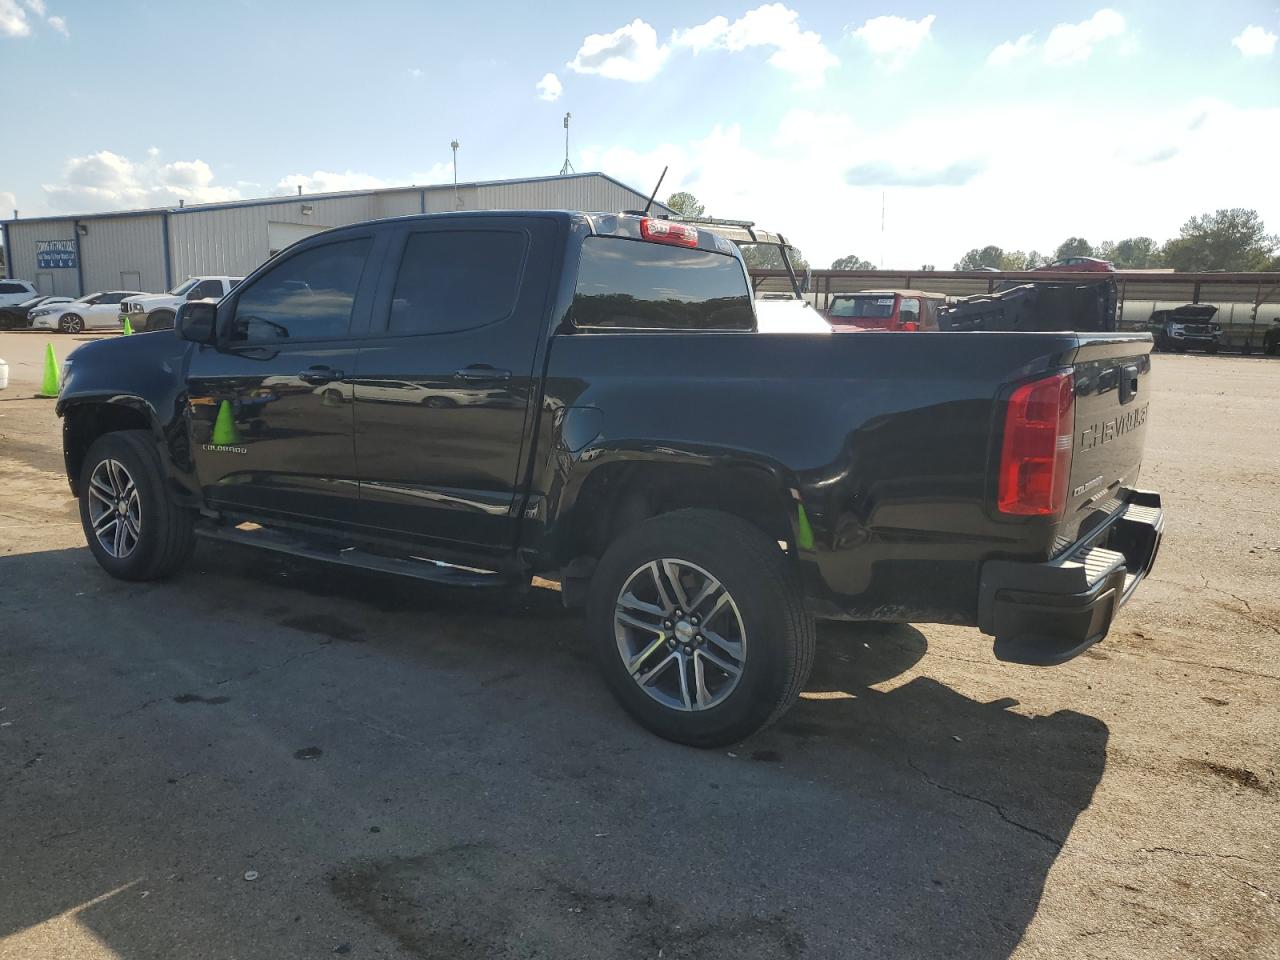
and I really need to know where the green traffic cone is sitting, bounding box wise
[37,343,60,398]
[122,316,134,336]
[211,400,240,445]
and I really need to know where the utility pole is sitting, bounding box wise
[880,191,886,269]
[560,113,575,175]
[450,139,460,209]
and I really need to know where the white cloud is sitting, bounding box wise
[0,190,15,217]
[272,170,389,195]
[1,0,66,37]
[567,18,669,82]
[848,14,935,68]
[987,32,1033,66]
[406,67,423,79]
[1231,25,1277,58]
[410,161,454,184]
[536,71,563,101]
[673,4,838,89]
[581,97,1280,271]
[146,145,160,158]
[0,0,32,35]
[41,151,241,211]
[1042,9,1125,65]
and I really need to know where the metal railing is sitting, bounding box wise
[749,269,1280,351]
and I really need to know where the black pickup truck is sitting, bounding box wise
[56,211,1164,746]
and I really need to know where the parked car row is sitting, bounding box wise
[0,294,73,329]
[0,275,243,332]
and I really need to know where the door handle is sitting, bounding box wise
[1119,363,1139,404]
[454,365,511,382]
[298,366,344,385]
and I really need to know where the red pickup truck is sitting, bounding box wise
[826,290,947,331]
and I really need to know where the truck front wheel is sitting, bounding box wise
[586,509,815,747]
[78,430,196,581]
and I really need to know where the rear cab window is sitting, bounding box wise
[571,237,754,331]
[829,295,896,319]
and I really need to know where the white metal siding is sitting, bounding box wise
[168,195,386,279]
[3,176,670,297]
[6,219,80,297]
[474,176,670,214]
[80,215,167,293]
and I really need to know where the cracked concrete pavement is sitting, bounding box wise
[1,334,1277,959]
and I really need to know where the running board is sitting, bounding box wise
[196,523,520,588]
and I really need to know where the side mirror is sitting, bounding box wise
[176,301,218,344]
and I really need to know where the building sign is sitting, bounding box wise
[36,239,78,269]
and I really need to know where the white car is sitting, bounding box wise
[29,290,144,333]
[0,279,39,307]
[120,276,242,331]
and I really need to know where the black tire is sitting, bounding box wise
[586,508,815,747]
[423,395,456,408]
[60,313,84,334]
[1264,339,1276,357]
[146,310,175,332]
[78,430,196,581]
[1205,343,1218,354]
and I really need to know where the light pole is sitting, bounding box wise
[450,139,460,209]
[560,113,574,176]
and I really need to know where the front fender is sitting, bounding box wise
[56,334,197,501]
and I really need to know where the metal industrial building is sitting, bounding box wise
[1,172,672,298]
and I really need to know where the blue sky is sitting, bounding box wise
[2,0,1277,266]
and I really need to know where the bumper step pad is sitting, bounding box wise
[979,491,1164,665]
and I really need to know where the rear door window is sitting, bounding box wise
[388,230,529,334]
[572,237,753,331]
[190,279,225,300]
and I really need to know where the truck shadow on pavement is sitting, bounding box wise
[1,544,1107,960]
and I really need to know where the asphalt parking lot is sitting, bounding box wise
[1,331,1277,959]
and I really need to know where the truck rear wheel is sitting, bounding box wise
[78,430,196,581]
[586,509,815,747]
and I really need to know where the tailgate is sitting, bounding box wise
[1063,334,1153,540]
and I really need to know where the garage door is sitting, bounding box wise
[267,221,330,257]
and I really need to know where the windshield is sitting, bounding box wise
[829,295,896,319]
[169,278,199,296]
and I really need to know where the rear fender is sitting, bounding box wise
[538,442,804,568]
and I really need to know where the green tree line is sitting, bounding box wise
[951,209,1278,272]
[667,194,1278,274]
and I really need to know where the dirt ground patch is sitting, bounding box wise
[1,340,1277,959]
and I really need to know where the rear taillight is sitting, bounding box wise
[900,321,919,331]
[997,372,1075,517]
[640,218,698,248]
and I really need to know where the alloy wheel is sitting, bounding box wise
[87,458,142,558]
[614,558,747,712]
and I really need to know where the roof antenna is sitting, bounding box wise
[641,166,668,216]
